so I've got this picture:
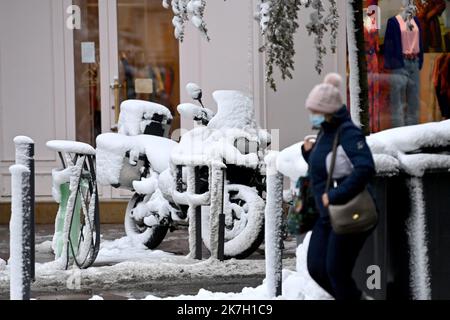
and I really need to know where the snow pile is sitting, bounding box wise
[0,259,6,271]
[35,241,53,254]
[172,90,269,167]
[96,133,177,186]
[95,236,173,265]
[171,127,260,168]
[141,233,332,300]
[208,91,258,131]
[368,120,450,154]
[276,142,309,183]
[118,100,172,136]
[368,120,450,176]
[278,120,450,180]
[46,140,95,155]
[398,153,450,177]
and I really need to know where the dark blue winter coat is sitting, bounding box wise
[384,16,424,70]
[302,106,376,216]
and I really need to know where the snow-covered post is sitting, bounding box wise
[218,169,226,261]
[407,177,431,300]
[264,151,284,297]
[209,163,225,260]
[9,164,32,300]
[194,167,203,260]
[186,166,203,260]
[14,136,35,280]
[346,0,370,135]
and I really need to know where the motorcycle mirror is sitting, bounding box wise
[186,83,203,102]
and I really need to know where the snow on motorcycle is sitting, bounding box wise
[96,84,271,259]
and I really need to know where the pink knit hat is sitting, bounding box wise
[305,73,343,114]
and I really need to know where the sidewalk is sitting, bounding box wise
[0,225,297,300]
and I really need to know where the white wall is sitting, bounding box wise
[179,0,347,150]
[179,0,264,129]
[266,1,347,149]
[0,0,75,202]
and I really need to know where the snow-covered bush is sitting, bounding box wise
[164,1,340,91]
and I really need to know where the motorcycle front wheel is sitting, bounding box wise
[202,184,265,259]
[124,193,169,249]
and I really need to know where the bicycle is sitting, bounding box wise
[46,141,100,269]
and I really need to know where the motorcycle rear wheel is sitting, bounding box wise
[124,193,169,249]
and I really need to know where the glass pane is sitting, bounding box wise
[117,0,180,132]
[73,0,101,146]
[362,0,449,133]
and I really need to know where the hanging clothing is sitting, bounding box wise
[433,54,450,118]
[384,16,424,70]
[396,15,421,55]
[416,0,446,52]
[364,17,381,132]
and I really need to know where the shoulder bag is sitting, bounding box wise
[326,128,378,235]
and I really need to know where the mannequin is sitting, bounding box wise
[384,0,424,127]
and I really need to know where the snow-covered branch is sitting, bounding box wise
[163,0,210,42]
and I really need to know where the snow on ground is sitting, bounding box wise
[0,235,296,296]
[95,236,174,265]
[0,259,6,271]
[91,233,331,301]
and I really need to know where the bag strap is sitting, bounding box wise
[325,127,342,193]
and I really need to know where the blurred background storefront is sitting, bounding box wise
[362,0,450,133]
[1,0,448,223]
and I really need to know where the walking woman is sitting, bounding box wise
[301,73,376,300]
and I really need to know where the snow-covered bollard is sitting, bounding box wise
[209,164,226,261]
[9,164,33,300]
[186,166,203,260]
[264,151,284,297]
[13,136,35,280]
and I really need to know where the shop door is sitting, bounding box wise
[98,0,180,199]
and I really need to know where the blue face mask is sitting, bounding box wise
[310,114,325,128]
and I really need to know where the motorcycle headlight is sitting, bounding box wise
[234,137,259,155]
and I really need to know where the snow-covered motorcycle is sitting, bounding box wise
[170,85,271,259]
[95,99,177,249]
[96,84,270,259]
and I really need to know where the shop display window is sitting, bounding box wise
[363,0,450,133]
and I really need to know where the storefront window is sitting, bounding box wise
[117,0,180,132]
[73,0,101,146]
[363,0,450,133]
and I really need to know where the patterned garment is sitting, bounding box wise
[365,20,381,132]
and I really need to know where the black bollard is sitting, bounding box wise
[13,137,35,281]
[194,167,203,260]
[218,169,226,261]
[9,165,32,300]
